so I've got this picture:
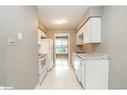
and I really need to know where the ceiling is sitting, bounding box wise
[37,6,88,29]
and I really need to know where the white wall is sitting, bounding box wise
[0,6,38,89]
[94,6,127,89]
[77,6,102,31]
[0,7,6,86]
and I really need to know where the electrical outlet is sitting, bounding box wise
[8,37,16,46]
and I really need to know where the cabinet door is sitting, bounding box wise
[86,60,108,89]
[76,31,83,45]
[83,19,91,43]
[38,28,47,38]
[80,60,86,89]
[41,30,47,38]
[76,32,79,45]
[75,57,81,82]
[38,30,41,44]
[72,57,76,70]
[79,27,83,35]
[83,17,101,44]
[90,18,101,43]
[72,54,77,71]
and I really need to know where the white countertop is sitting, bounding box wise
[74,52,109,60]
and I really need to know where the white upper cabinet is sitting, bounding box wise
[83,19,91,43]
[76,30,84,45]
[84,17,101,43]
[76,17,101,45]
[38,28,47,44]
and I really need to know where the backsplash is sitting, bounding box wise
[75,43,93,53]
[83,43,93,53]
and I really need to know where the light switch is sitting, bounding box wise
[18,32,22,40]
[8,37,16,46]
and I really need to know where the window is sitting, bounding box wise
[55,37,68,54]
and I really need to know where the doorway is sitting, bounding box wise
[54,33,70,65]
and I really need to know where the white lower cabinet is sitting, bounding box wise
[82,59,109,89]
[72,55,81,82]
[73,53,109,89]
[80,60,86,88]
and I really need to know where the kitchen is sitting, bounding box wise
[0,6,127,90]
[36,6,109,89]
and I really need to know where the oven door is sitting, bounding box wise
[39,56,47,75]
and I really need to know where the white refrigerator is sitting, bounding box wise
[41,39,54,71]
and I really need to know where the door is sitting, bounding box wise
[83,18,91,43]
[54,33,70,65]
[80,60,86,89]
[75,56,81,82]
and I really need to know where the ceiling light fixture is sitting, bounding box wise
[53,19,67,25]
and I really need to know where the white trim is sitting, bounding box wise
[54,33,70,65]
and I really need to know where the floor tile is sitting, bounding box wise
[36,57,82,89]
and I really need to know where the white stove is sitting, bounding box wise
[38,54,48,85]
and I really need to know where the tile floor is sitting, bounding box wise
[36,57,82,89]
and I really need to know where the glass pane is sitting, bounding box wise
[62,39,67,45]
[56,47,68,54]
[55,36,68,54]
[56,39,61,46]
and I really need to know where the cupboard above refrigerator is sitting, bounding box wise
[38,28,47,45]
